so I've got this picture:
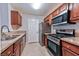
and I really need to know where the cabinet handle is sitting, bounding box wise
[7,51,11,54]
[67,46,70,48]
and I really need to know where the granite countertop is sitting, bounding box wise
[61,37,79,46]
[0,31,26,53]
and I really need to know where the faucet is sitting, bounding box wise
[1,25,10,33]
[1,25,10,41]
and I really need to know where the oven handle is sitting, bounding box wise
[47,38,60,45]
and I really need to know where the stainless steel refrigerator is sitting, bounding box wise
[39,22,51,46]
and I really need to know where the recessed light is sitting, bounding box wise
[32,3,42,10]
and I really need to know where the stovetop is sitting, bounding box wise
[47,33,74,44]
[48,34,74,39]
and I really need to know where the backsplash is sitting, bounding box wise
[75,29,79,37]
[52,23,79,29]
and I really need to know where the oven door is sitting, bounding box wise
[47,39,60,56]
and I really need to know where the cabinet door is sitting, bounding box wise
[62,47,78,56]
[11,11,18,25]
[11,11,22,30]
[20,35,26,54]
[49,14,52,25]
[59,3,68,13]
[70,3,79,22]
[21,38,23,53]
[1,45,13,56]
[44,35,48,47]
[53,9,59,17]
[14,39,21,56]
[18,14,22,26]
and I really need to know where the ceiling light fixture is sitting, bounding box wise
[32,3,42,10]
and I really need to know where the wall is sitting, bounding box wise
[0,4,10,47]
[43,3,62,19]
[52,23,79,29]
[75,29,79,37]
[0,3,9,28]
[0,3,14,31]
[43,3,62,33]
[0,3,43,43]
[19,14,43,43]
[8,4,13,31]
[10,4,43,43]
[8,4,23,31]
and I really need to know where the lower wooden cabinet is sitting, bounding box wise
[1,34,26,56]
[44,35,48,48]
[1,45,13,56]
[13,39,21,56]
[61,40,79,56]
[62,47,77,56]
[20,35,26,53]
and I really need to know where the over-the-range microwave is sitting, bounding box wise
[52,10,74,26]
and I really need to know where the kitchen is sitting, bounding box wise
[0,3,79,56]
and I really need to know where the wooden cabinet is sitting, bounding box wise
[1,34,26,56]
[21,34,26,53]
[44,3,69,25]
[53,9,59,17]
[52,3,68,17]
[62,47,77,56]
[48,14,52,25]
[70,3,79,22]
[13,34,26,56]
[44,16,49,24]
[59,3,68,13]
[44,14,52,25]
[44,35,48,47]
[1,45,13,56]
[11,11,22,29]
[44,17,49,24]
[13,39,21,56]
[61,40,79,56]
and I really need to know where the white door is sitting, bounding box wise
[28,19,39,43]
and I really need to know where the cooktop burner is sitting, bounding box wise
[48,34,74,39]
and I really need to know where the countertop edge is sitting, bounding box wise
[1,33,26,53]
[61,38,79,47]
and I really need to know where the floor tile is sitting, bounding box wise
[21,43,50,56]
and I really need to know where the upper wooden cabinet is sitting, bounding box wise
[44,14,52,25]
[59,3,68,13]
[61,40,79,56]
[13,39,21,56]
[52,9,59,17]
[11,11,22,30]
[48,14,53,25]
[70,3,79,22]
[44,3,69,25]
[52,3,68,18]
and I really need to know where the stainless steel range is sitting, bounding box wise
[47,29,75,56]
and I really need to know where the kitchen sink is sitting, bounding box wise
[1,34,20,41]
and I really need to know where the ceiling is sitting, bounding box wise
[11,3,60,16]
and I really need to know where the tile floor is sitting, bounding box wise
[21,43,50,56]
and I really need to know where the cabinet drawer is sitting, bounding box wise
[62,47,78,56]
[1,45,13,56]
[62,41,79,55]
